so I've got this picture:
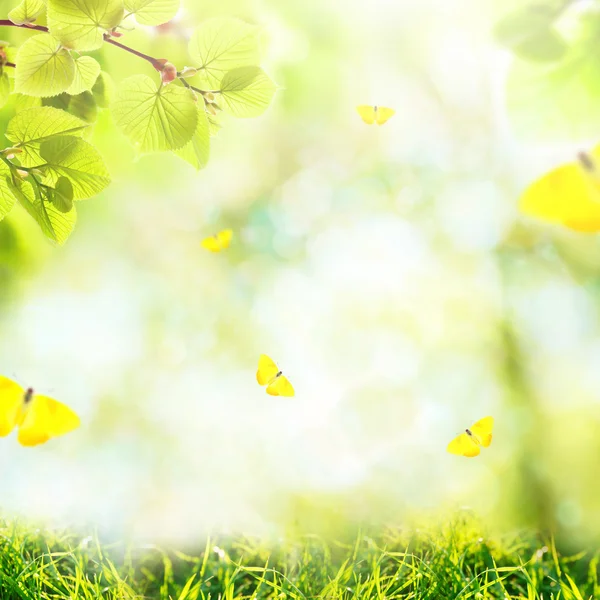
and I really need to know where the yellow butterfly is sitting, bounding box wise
[201,229,232,252]
[446,416,494,458]
[519,147,600,232]
[356,105,395,125]
[256,354,295,397]
[0,376,80,447]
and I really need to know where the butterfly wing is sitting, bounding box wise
[256,354,280,386]
[0,376,24,437]
[356,105,376,125]
[266,375,295,397]
[446,432,480,457]
[17,395,80,447]
[216,229,232,250]
[375,106,395,125]
[519,162,600,232]
[201,235,222,252]
[470,416,494,448]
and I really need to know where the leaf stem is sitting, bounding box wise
[102,34,165,70]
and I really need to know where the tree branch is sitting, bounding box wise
[0,20,47,33]
[0,19,217,92]
[0,19,163,69]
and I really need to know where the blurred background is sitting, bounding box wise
[1,0,600,548]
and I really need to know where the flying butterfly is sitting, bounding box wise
[0,376,80,447]
[356,105,395,126]
[201,229,233,252]
[446,416,494,458]
[519,146,600,232]
[256,354,295,397]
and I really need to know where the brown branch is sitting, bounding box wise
[102,34,165,70]
[0,19,162,69]
[0,20,47,33]
[0,19,216,91]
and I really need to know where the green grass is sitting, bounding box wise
[0,514,596,599]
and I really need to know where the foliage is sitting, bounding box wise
[0,514,597,599]
[0,0,277,244]
[495,0,600,141]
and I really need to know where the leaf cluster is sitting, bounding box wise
[1,0,277,242]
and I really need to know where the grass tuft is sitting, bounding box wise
[0,514,596,599]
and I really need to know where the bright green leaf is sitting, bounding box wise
[91,70,115,108]
[124,0,179,26]
[219,66,276,118]
[6,106,89,167]
[48,176,74,213]
[7,173,77,244]
[12,93,43,112]
[112,74,198,152]
[207,114,221,137]
[0,73,10,109]
[14,33,76,97]
[0,161,17,221]
[8,0,47,25]
[47,0,125,51]
[175,107,210,170]
[39,135,110,199]
[67,55,101,95]
[189,18,261,88]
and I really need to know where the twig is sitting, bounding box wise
[0,19,162,69]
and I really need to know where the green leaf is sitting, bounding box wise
[67,55,101,95]
[219,66,276,118]
[12,93,43,112]
[0,73,10,109]
[189,18,261,88]
[510,29,567,63]
[39,135,110,199]
[112,75,198,152]
[5,106,89,167]
[506,17,600,140]
[124,0,179,26]
[493,5,557,49]
[42,93,70,112]
[0,161,17,221]
[67,91,98,123]
[7,173,77,244]
[494,5,567,62]
[91,70,115,108]
[8,0,47,25]
[48,176,74,212]
[44,91,99,124]
[14,33,76,97]
[207,114,221,137]
[175,107,210,170]
[47,0,125,51]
